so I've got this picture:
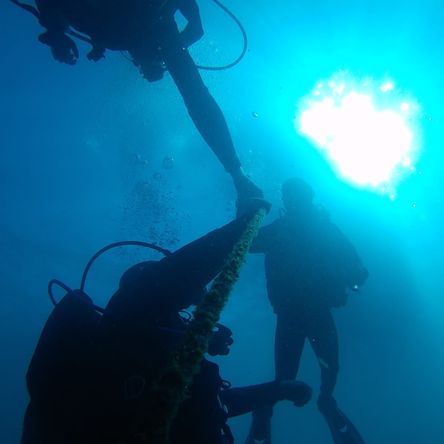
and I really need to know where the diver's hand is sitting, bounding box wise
[39,31,79,65]
[248,198,272,214]
[87,46,105,62]
[278,380,312,407]
[233,170,266,217]
[208,323,234,356]
[237,198,271,220]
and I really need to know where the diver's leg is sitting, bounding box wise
[274,312,306,381]
[307,310,343,428]
[246,312,305,444]
[308,310,365,443]
[307,310,339,400]
[160,31,262,202]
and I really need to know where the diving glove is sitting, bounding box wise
[87,46,105,62]
[278,380,312,406]
[208,323,234,356]
[39,31,79,65]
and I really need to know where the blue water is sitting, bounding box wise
[1,1,443,442]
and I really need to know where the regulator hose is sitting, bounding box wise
[196,0,248,71]
[79,240,171,292]
[48,241,171,311]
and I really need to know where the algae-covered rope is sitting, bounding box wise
[146,207,267,444]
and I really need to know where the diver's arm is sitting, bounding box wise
[112,201,269,318]
[111,205,268,318]
[331,224,369,288]
[158,203,267,293]
[177,0,204,47]
[221,380,312,418]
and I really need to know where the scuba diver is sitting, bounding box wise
[21,200,312,444]
[245,178,369,444]
[17,0,261,205]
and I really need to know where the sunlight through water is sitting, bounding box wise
[296,73,420,197]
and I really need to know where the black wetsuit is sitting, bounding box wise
[35,0,241,174]
[22,214,253,444]
[248,208,368,441]
[94,310,230,444]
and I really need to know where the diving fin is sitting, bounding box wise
[318,397,365,444]
[325,409,365,444]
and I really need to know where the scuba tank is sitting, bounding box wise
[24,288,102,444]
[23,241,171,444]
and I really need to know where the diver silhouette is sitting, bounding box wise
[21,203,312,444]
[19,0,262,205]
[246,178,369,444]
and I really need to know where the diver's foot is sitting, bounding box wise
[318,396,365,444]
[318,396,345,428]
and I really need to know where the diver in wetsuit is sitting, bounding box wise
[22,201,312,444]
[30,0,261,203]
[245,178,369,444]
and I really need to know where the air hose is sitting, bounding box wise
[196,0,248,71]
[48,241,171,311]
[144,207,267,444]
[10,0,248,71]
[79,240,171,292]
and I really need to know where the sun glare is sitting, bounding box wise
[296,73,419,195]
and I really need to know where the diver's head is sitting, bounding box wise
[281,177,314,213]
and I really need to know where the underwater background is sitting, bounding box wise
[1,0,443,442]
